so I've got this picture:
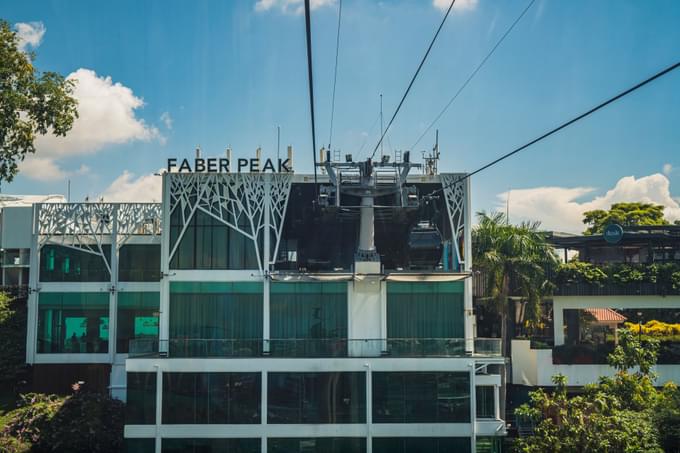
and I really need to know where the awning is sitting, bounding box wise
[584,308,627,323]
[269,272,470,282]
[384,272,470,282]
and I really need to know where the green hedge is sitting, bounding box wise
[555,261,680,290]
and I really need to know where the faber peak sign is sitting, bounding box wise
[167,157,292,173]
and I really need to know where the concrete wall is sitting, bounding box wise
[1,206,33,249]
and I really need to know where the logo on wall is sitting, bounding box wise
[603,223,624,244]
[167,157,291,174]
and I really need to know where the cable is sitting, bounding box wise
[328,0,343,151]
[411,0,536,150]
[370,0,457,160]
[426,60,680,197]
[357,112,382,158]
[304,0,319,199]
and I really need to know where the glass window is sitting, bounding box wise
[169,282,263,357]
[161,438,259,453]
[476,386,495,419]
[476,437,502,453]
[40,245,111,282]
[162,372,260,424]
[170,209,258,270]
[373,438,471,453]
[126,372,156,424]
[124,438,155,453]
[387,282,464,355]
[268,372,366,424]
[270,282,347,357]
[117,292,159,353]
[119,244,161,281]
[372,372,470,423]
[37,292,109,353]
[269,438,366,453]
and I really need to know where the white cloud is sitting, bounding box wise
[20,157,90,182]
[433,0,478,12]
[663,163,673,176]
[254,0,335,15]
[15,21,46,51]
[100,170,162,202]
[499,173,680,233]
[160,112,173,130]
[21,68,163,182]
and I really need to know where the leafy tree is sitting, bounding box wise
[472,211,558,355]
[0,20,78,182]
[583,202,668,235]
[0,292,28,392]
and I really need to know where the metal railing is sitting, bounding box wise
[128,337,502,358]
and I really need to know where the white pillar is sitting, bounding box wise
[108,205,119,361]
[464,178,474,354]
[365,364,372,453]
[155,364,162,453]
[263,176,271,353]
[26,203,41,364]
[261,370,268,452]
[554,305,565,346]
[470,363,477,453]
[159,175,171,353]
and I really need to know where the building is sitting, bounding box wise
[23,161,504,453]
[511,225,680,388]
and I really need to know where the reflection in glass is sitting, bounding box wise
[117,292,159,353]
[373,437,471,453]
[40,245,111,282]
[268,438,366,453]
[161,438,259,453]
[126,372,156,424]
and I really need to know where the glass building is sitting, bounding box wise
[24,170,505,452]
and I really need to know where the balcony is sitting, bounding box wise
[128,337,502,358]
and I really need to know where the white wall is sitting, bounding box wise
[1,206,33,249]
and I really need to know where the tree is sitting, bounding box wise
[0,20,78,182]
[582,202,668,235]
[0,292,28,392]
[472,211,558,356]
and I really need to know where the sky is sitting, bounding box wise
[3,0,680,233]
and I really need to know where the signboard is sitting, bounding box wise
[603,223,624,244]
[167,157,292,174]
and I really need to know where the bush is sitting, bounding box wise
[0,388,124,453]
[555,261,680,293]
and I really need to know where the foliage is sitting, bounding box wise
[515,330,680,452]
[555,261,680,292]
[473,212,558,349]
[0,388,124,453]
[0,20,78,182]
[625,320,680,338]
[0,293,28,389]
[583,202,668,235]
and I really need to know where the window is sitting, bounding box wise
[124,438,155,453]
[162,372,260,424]
[169,282,262,357]
[37,292,109,353]
[126,372,156,424]
[268,372,366,424]
[119,244,160,281]
[269,438,366,453]
[476,386,495,419]
[117,292,159,353]
[476,437,502,453]
[161,439,259,453]
[387,282,464,355]
[373,438,471,453]
[40,245,111,282]
[270,282,347,356]
[170,209,258,270]
[372,372,470,423]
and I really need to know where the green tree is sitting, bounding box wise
[472,211,558,356]
[0,20,78,182]
[0,292,28,391]
[583,202,668,235]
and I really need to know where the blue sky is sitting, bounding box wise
[4,0,680,231]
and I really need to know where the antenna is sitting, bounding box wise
[379,94,384,160]
[67,180,71,203]
[277,125,281,161]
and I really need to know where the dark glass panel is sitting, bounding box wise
[268,372,366,424]
[119,244,161,281]
[126,372,156,424]
[373,437,471,453]
[117,292,159,353]
[124,438,155,453]
[161,438,259,453]
[269,438,366,453]
[372,372,470,423]
[476,386,495,419]
[162,372,260,424]
[40,245,111,282]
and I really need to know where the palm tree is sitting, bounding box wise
[472,211,558,357]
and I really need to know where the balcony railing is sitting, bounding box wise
[128,338,502,358]
[554,281,680,297]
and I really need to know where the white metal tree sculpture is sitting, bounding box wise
[440,173,467,268]
[167,173,292,272]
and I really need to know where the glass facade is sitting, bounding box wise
[387,282,464,355]
[270,282,347,356]
[169,282,262,356]
[161,439,259,453]
[126,372,156,424]
[40,245,111,282]
[268,372,366,424]
[37,292,109,353]
[373,437,471,453]
[124,438,155,453]
[170,209,258,270]
[162,372,261,424]
[119,244,161,281]
[476,386,495,419]
[372,372,470,423]
[117,292,159,353]
[268,438,366,453]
